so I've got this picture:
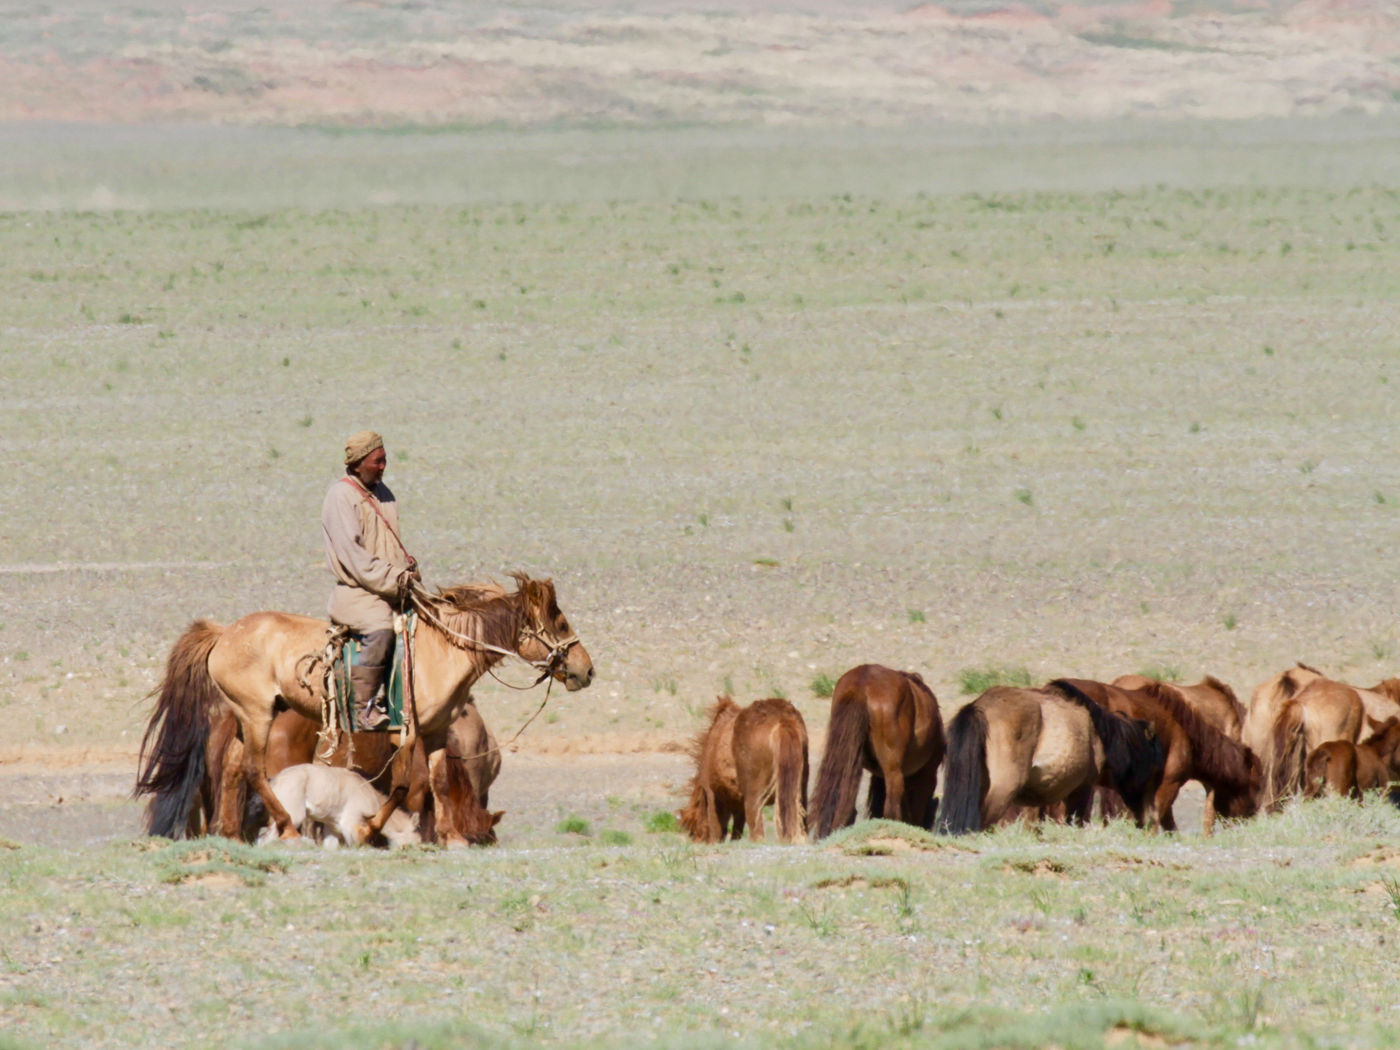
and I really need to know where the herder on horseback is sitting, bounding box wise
[322,430,419,731]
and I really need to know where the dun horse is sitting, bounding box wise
[678,696,809,843]
[938,682,1161,835]
[809,664,944,839]
[136,574,591,841]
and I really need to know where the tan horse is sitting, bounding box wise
[136,574,592,840]
[1267,678,1365,806]
[732,698,809,844]
[938,684,1161,834]
[1243,663,1324,760]
[809,664,944,839]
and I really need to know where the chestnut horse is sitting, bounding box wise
[938,683,1161,835]
[678,697,742,843]
[1057,678,1257,833]
[136,574,592,840]
[207,702,503,845]
[809,665,944,839]
[1305,716,1400,800]
[678,697,809,843]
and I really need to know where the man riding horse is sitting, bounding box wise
[322,430,419,730]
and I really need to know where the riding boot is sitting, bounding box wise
[351,664,390,731]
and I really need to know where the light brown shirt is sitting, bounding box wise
[321,476,412,631]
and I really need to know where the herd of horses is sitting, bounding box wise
[133,574,1400,848]
[679,662,1400,844]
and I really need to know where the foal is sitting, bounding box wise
[678,696,809,843]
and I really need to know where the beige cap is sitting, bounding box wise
[343,430,384,465]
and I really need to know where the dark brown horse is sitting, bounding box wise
[136,574,591,841]
[939,683,1162,835]
[1055,679,1257,833]
[809,665,944,840]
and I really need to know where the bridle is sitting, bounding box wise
[408,582,581,688]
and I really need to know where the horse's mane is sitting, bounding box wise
[1199,675,1245,722]
[1141,680,1255,791]
[426,576,534,654]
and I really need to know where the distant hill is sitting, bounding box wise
[1,0,1396,126]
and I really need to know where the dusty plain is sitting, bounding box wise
[3,0,1400,1047]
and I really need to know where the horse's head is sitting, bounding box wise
[514,573,594,692]
[1218,747,1265,819]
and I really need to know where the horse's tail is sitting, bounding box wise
[134,619,226,839]
[1269,700,1308,807]
[1050,679,1165,816]
[809,693,870,840]
[772,720,808,844]
[938,702,988,835]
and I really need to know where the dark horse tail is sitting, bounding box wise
[134,619,226,839]
[809,693,870,839]
[1050,679,1165,818]
[938,702,988,835]
[773,719,809,843]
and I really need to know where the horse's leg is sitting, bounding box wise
[866,775,886,822]
[1154,777,1182,833]
[366,741,414,838]
[881,767,907,824]
[744,792,765,843]
[242,717,299,840]
[218,735,247,839]
[1201,786,1218,836]
[1064,783,1095,826]
[904,765,940,831]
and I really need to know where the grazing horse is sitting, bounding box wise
[208,702,503,845]
[1267,678,1365,806]
[938,684,1159,835]
[809,665,944,839]
[1058,678,1257,833]
[1305,717,1400,800]
[678,697,743,843]
[136,574,592,841]
[678,696,809,844]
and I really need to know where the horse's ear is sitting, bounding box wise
[490,810,506,827]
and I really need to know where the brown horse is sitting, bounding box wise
[678,696,744,843]
[678,696,809,844]
[1058,678,1257,833]
[938,683,1161,834]
[1115,674,1245,740]
[733,698,809,843]
[1305,716,1400,800]
[136,574,591,840]
[809,665,944,839]
[1267,678,1365,806]
[207,702,503,845]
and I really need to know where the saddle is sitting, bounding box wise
[327,610,417,733]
